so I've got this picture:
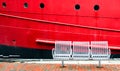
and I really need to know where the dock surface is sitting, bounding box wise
[0,59,120,71]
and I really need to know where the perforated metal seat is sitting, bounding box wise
[52,41,72,60]
[91,41,111,60]
[72,41,90,60]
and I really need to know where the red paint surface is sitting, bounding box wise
[0,0,120,54]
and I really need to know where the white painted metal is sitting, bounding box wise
[91,41,111,60]
[72,42,90,60]
[91,41,111,68]
[52,41,72,60]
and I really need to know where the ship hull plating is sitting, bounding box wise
[0,0,120,58]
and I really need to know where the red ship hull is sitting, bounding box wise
[0,0,120,58]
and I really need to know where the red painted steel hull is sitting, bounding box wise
[0,0,120,56]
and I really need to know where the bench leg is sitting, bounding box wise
[97,60,103,68]
[61,60,65,67]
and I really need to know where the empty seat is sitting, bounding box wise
[91,41,111,60]
[52,41,72,60]
[72,41,90,60]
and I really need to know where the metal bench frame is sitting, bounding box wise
[91,41,111,67]
[52,41,72,67]
[52,41,111,68]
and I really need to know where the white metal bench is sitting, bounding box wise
[52,41,111,68]
[52,41,72,67]
[91,41,111,67]
[72,41,90,60]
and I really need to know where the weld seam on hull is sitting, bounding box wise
[0,13,120,32]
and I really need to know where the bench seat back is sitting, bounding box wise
[72,42,90,60]
[52,41,72,60]
[91,41,111,60]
